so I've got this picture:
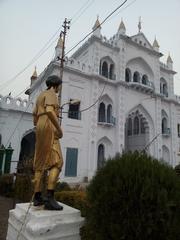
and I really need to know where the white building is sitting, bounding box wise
[1,18,180,182]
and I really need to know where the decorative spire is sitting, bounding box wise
[92,15,101,38]
[167,52,173,70]
[30,66,37,86]
[117,18,126,35]
[167,53,173,63]
[93,15,101,30]
[31,66,37,78]
[138,16,142,33]
[153,37,159,51]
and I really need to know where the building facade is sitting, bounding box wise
[1,18,180,182]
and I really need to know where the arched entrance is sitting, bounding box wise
[125,106,153,153]
[162,145,170,164]
[18,130,35,173]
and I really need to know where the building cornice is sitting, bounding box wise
[120,35,163,57]
[160,66,176,75]
[72,35,120,59]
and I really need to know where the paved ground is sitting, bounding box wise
[0,196,14,240]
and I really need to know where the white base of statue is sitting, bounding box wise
[6,202,84,240]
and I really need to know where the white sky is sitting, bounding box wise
[0,0,179,98]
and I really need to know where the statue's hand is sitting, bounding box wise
[55,128,63,139]
[58,128,63,139]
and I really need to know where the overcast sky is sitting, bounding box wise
[0,0,179,98]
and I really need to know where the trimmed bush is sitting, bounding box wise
[0,174,14,197]
[85,152,180,240]
[55,190,88,217]
[55,181,71,192]
[14,174,33,202]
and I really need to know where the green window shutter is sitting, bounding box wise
[65,148,78,177]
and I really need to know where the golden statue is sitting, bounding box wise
[32,75,63,210]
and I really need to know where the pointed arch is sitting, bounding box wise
[107,104,112,123]
[102,61,108,78]
[125,104,155,154]
[162,145,170,164]
[127,117,132,135]
[126,104,154,131]
[133,116,140,134]
[97,144,105,169]
[125,68,131,82]
[142,74,148,85]
[98,102,106,122]
[133,71,140,82]
[126,57,154,77]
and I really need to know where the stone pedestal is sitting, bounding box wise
[6,202,84,240]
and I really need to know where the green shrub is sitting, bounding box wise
[0,174,14,197]
[85,152,180,240]
[55,181,71,192]
[14,174,33,202]
[55,190,88,217]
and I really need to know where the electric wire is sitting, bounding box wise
[0,0,95,90]
[65,0,128,56]
[107,0,137,22]
[3,0,130,147]
[5,2,132,237]
[5,0,130,147]
[0,29,61,90]
[10,0,129,99]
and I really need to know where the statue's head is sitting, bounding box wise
[46,75,62,93]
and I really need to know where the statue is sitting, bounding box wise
[32,75,63,210]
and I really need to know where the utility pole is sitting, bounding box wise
[59,18,70,107]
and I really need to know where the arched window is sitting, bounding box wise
[107,104,112,123]
[140,118,146,134]
[142,75,148,85]
[163,83,168,96]
[109,64,115,80]
[160,78,168,97]
[125,68,131,82]
[162,117,168,134]
[98,102,106,122]
[97,144,105,169]
[127,118,132,136]
[102,61,108,78]
[133,71,140,82]
[133,116,139,135]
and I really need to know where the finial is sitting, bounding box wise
[138,16,142,33]
[118,18,126,31]
[93,15,101,30]
[153,36,159,48]
[167,52,173,63]
[32,66,37,78]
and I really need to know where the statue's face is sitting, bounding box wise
[56,84,62,94]
[55,85,60,93]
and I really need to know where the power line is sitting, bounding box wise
[65,0,128,56]
[0,30,61,90]
[70,0,95,25]
[11,0,129,98]
[4,0,131,148]
[0,0,96,91]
